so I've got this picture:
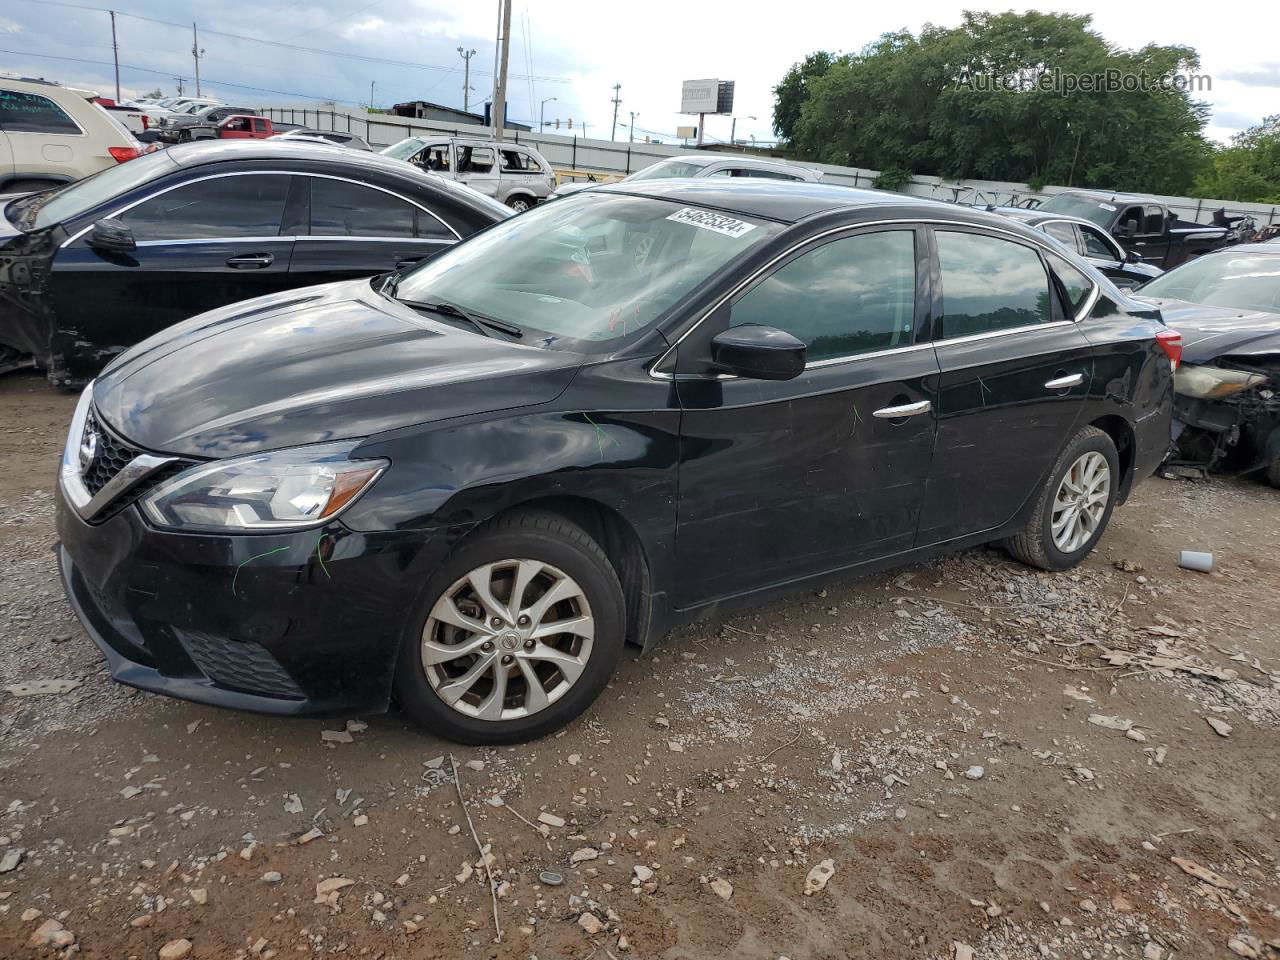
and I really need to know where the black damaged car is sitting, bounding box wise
[0,141,509,385]
[56,180,1178,743]
[1134,246,1280,484]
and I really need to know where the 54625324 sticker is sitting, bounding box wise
[666,207,757,239]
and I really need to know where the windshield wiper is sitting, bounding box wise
[399,298,523,339]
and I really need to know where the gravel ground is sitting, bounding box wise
[1,368,1278,960]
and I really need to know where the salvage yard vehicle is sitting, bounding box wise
[157,104,260,140]
[551,153,823,200]
[1134,246,1280,485]
[382,135,555,211]
[55,180,1178,744]
[176,114,276,142]
[992,206,1163,290]
[1,75,141,193]
[1036,190,1237,270]
[0,140,509,384]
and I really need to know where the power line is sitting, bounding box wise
[8,0,573,83]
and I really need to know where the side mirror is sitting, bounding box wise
[1125,249,1142,264]
[86,218,136,253]
[710,324,806,381]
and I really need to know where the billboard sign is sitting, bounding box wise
[681,79,720,114]
[676,125,697,139]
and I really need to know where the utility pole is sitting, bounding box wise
[628,111,638,143]
[175,76,184,96]
[191,22,204,97]
[369,80,375,111]
[457,47,476,111]
[109,10,120,101]
[609,83,621,141]
[491,0,512,141]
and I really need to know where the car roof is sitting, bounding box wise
[992,206,1104,229]
[594,179,995,226]
[1050,189,1163,205]
[166,139,414,170]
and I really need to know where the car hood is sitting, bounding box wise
[92,279,584,458]
[1135,296,1280,364]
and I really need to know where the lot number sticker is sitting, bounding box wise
[666,207,757,238]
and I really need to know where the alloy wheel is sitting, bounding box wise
[421,559,594,721]
[1051,451,1111,553]
[510,199,530,212]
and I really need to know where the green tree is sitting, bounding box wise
[781,12,1213,195]
[772,51,836,144]
[1193,116,1280,203]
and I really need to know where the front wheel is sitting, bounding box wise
[1005,426,1119,571]
[393,511,626,744]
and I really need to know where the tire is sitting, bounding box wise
[1267,450,1280,489]
[508,196,532,213]
[393,510,626,744]
[1005,426,1120,571]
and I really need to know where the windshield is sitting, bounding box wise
[1037,194,1116,228]
[1141,253,1280,313]
[393,192,778,349]
[626,159,705,182]
[13,150,177,230]
[381,138,427,161]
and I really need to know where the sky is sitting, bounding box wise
[0,0,1276,149]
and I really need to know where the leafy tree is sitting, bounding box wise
[1193,116,1280,203]
[780,12,1214,195]
[772,51,836,144]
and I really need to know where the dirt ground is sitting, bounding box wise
[1,368,1278,960]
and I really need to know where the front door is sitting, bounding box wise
[288,175,457,283]
[48,172,296,379]
[916,227,1093,545]
[673,227,940,608]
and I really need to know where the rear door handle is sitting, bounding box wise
[873,399,932,419]
[1044,373,1084,390]
[226,254,274,269]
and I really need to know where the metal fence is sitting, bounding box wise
[264,105,1280,227]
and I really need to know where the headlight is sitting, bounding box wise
[1173,364,1268,399]
[141,441,387,532]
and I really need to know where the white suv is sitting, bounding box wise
[0,76,141,193]
[381,136,556,211]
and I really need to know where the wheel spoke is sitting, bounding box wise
[530,614,595,641]
[467,565,509,624]
[525,575,585,626]
[1052,507,1076,536]
[475,663,509,720]
[521,643,588,684]
[422,632,490,666]
[510,559,544,619]
[517,657,550,714]
[435,652,497,705]
[432,596,490,634]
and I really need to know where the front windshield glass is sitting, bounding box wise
[1037,194,1116,228]
[381,138,427,161]
[626,159,704,182]
[1140,253,1280,313]
[393,192,778,349]
[12,150,177,230]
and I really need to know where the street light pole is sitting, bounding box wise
[191,22,204,97]
[629,111,638,143]
[730,114,757,146]
[540,96,556,130]
[109,10,120,101]
[457,47,476,112]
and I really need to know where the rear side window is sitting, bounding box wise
[0,88,81,134]
[1045,251,1095,316]
[500,150,537,172]
[731,229,917,362]
[741,168,802,181]
[936,230,1052,338]
[1080,226,1115,259]
[459,146,494,173]
[309,178,451,240]
[120,174,289,241]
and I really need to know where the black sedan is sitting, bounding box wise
[992,207,1163,290]
[56,181,1177,744]
[1133,246,1280,484]
[0,141,510,385]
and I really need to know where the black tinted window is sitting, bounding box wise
[741,168,801,181]
[732,230,917,362]
[1080,227,1115,259]
[1046,252,1094,315]
[311,179,423,238]
[0,88,80,134]
[937,231,1052,338]
[121,175,289,241]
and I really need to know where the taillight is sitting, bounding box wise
[1156,330,1182,371]
[141,115,149,130]
[108,146,140,164]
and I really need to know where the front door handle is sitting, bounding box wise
[1045,373,1084,390]
[873,399,932,419]
[226,254,274,269]
[396,258,423,270]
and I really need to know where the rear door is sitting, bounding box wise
[916,227,1094,545]
[288,175,459,283]
[48,171,296,379]
[454,143,498,197]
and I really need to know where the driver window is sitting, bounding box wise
[1143,205,1165,234]
[730,230,917,363]
[418,144,450,172]
[1080,227,1115,259]
[119,175,290,242]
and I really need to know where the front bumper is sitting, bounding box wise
[56,484,450,716]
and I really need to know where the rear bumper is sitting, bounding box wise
[56,484,449,717]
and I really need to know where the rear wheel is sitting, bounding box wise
[508,196,532,212]
[393,511,625,744]
[1005,426,1119,571]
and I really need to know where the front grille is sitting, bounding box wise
[177,629,306,700]
[81,409,144,496]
